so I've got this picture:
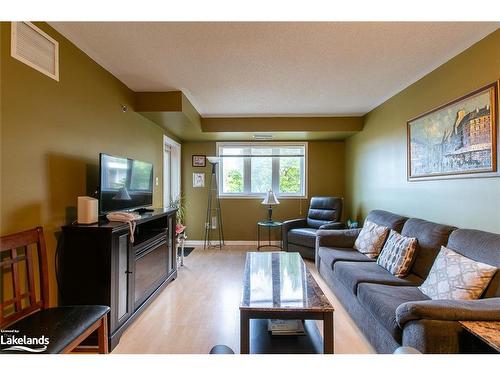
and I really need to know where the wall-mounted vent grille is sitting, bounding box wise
[11,22,59,81]
[253,134,274,140]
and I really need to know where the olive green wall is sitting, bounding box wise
[0,22,167,306]
[182,141,345,240]
[345,29,500,233]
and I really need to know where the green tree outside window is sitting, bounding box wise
[226,169,243,192]
[279,157,300,193]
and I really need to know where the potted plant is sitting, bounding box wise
[169,194,186,235]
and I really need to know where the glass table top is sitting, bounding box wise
[257,221,282,227]
[240,252,333,312]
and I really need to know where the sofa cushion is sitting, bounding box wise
[317,246,374,270]
[333,261,424,295]
[358,283,429,341]
[365,210,408,232]
[418,246,497,300]
[287,228,317,248]
[354,220,389,258]
[402,218,456,279]
[377,230,418,277]
[446,229,500,298]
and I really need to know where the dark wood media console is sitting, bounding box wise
[58,208,177,350]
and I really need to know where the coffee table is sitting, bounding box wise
[239,252,334,354]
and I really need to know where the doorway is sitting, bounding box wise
[163,135,181,207]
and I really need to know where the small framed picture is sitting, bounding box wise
[192,155,206,167]
[193,172,205,188]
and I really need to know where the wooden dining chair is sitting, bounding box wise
[0,226,110,354]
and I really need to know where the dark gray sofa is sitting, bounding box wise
[316,210,500,353]
[282,196,344,260]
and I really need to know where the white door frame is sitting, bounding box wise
[163,135,181,207]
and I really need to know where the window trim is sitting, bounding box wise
[216,141,308,199]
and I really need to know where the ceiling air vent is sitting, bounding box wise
[11,22,59,81]
[253,134,274,141]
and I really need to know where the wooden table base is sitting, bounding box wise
[240,310,334,354]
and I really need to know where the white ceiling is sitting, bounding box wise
[50,22,499,117]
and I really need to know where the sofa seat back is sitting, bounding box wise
[446,229,500,298]
[365,210,408,232]
[402,218,456,280]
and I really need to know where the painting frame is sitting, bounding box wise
[407,81,499,181]
[193,172,205,188]
[192,155,206,167]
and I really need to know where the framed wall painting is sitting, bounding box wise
[193,172,205,188]
[192,155,206,167]
[407,81,498,181]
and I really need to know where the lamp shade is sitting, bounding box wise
[207,156,221,164]
[262,190,279,205]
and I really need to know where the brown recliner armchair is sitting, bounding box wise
[282,196,344,260]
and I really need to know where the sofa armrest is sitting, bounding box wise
[281,218,308,251]
[396,298,500,328]
[315,228,362,248]
[319,222,345,230]
[282,218,308,232]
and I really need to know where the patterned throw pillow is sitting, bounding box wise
[353,220,389,258]
[419,246,497,300]
[376,230,417,277]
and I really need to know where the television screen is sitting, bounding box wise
[99,153,153,213]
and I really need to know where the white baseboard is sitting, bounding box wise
[185,240,281,247]
[184,240,205,246]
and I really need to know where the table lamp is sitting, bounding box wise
[262,190,280,222]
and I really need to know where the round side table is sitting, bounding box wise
[257,220,283,250]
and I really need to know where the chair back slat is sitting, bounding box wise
[37,228,50,309]
[3,292,31,306]
[25,246,38,306]
[0,227,49,329]
[10,248,23,312]
[0,254,27,267]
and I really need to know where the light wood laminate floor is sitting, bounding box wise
[112,246,375,354]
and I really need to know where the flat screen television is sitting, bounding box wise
[99,153,153,213]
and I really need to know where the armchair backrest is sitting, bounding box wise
[307,197,343,229]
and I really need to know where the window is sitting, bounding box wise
[217,142,307,198]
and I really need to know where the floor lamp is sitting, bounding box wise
[204,156,225,249]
